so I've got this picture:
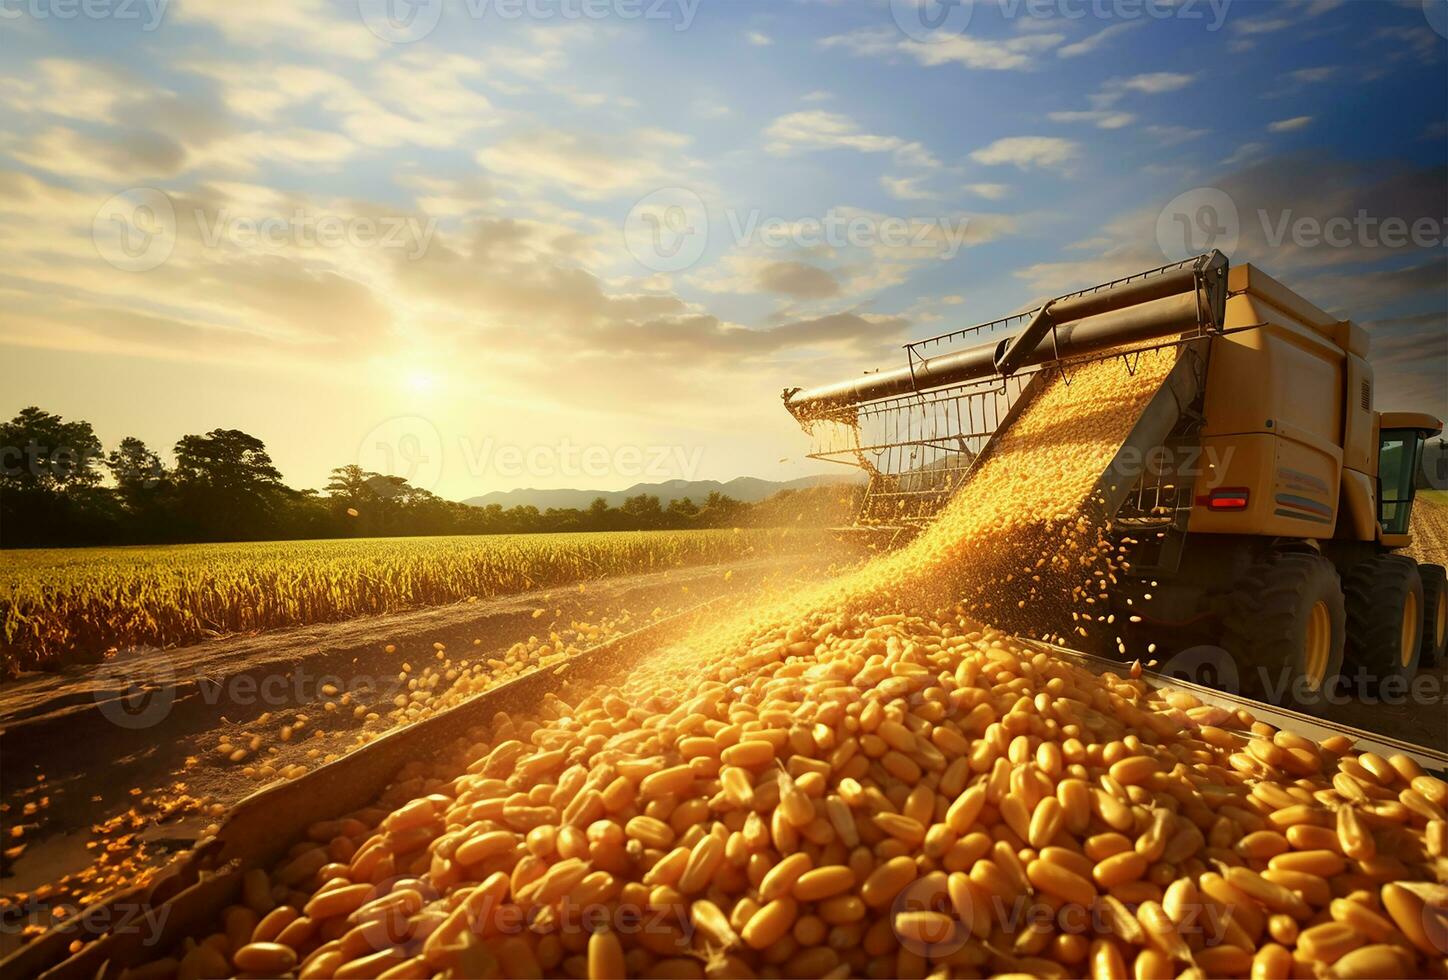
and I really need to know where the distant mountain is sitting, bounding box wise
[462,474,864,511]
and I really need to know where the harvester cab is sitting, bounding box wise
[783,251,1446,714]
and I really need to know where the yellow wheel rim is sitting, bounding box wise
[1401,591,1418,667]
[1304,600,1330,690]
[1437,591,1446,651]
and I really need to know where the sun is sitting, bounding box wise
[403,369,440,395]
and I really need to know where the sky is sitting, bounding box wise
[1,0,1444,501]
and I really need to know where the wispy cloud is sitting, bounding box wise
[970,136,1078,172]
[1048,110,1135,130]
[881,175,937,200]
[1268,115,1314,133]
[764,111,939,167]
[174,0,384,59]
[820,25,1063,71]
[1058,22,1140,58]
[964,183,1011,200]
[1221,141,1267,167]
[1092,72,1197,106]
[476,128,698,201]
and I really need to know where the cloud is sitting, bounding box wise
[820,26,1062,71]
[1012,155,1448,307]
[1291,259,1448,312]
[754,261,841,299]
[1093,72,1197,106]
[0,175,410,366]
[765,111,902,154]
[475,128,693,201]
[1269,116,1314,133]
[1314,270,1447,419]
[689,206,1017,309]
[1362,310,1448,371]
[1368,25,1441,66]
[1213,156,1448,276]
[589,311,911,358]
[1046,72,1196,137]
[1221,142,1267,167]
[881,175,936,200]
[1232,16,1293,37]
[901,31,1064,69]
[173,0,383,60]
[9,126,188,182]
[1058,22,1140,58]
[399,222,905,362]
[180,54,494,152]
[970,136,1078,171]
[1048,110,1136,130]
[1227,0,1350,52]
[964,183,1010,200]
[746,31,773,46]
[764,111,938,168]
[374,212,915,376]
[0,59,148,124]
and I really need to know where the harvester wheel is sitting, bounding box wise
[1343,555,1424,690]
[1419,563,1447,666]
[1221,551,1344,715]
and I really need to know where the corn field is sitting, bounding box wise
[0,530,800,676]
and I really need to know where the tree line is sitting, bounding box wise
[0,407,858,548]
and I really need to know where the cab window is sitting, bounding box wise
[1378,429,1425,535]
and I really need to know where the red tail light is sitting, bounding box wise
[1199,487,1250,511]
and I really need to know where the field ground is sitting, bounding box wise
[0,553,838,951]
[1,529,808,675]
[1408,491,1448,567]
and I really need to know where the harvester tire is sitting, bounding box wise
[1222,551,1344,715]
[1343,555,1424,691]
[1419,563,1447,666]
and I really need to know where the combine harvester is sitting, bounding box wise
[784,251,1445,715]
[6,253,1448,980]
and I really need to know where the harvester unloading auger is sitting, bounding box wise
[784,252,1446,714]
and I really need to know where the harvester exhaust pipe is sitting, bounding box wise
[783,251,1228,415]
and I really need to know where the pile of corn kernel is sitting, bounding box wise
[127,354,1448,979]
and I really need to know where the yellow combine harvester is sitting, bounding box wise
[784,252,1445,713]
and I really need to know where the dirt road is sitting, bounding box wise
[0,555,832,950]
